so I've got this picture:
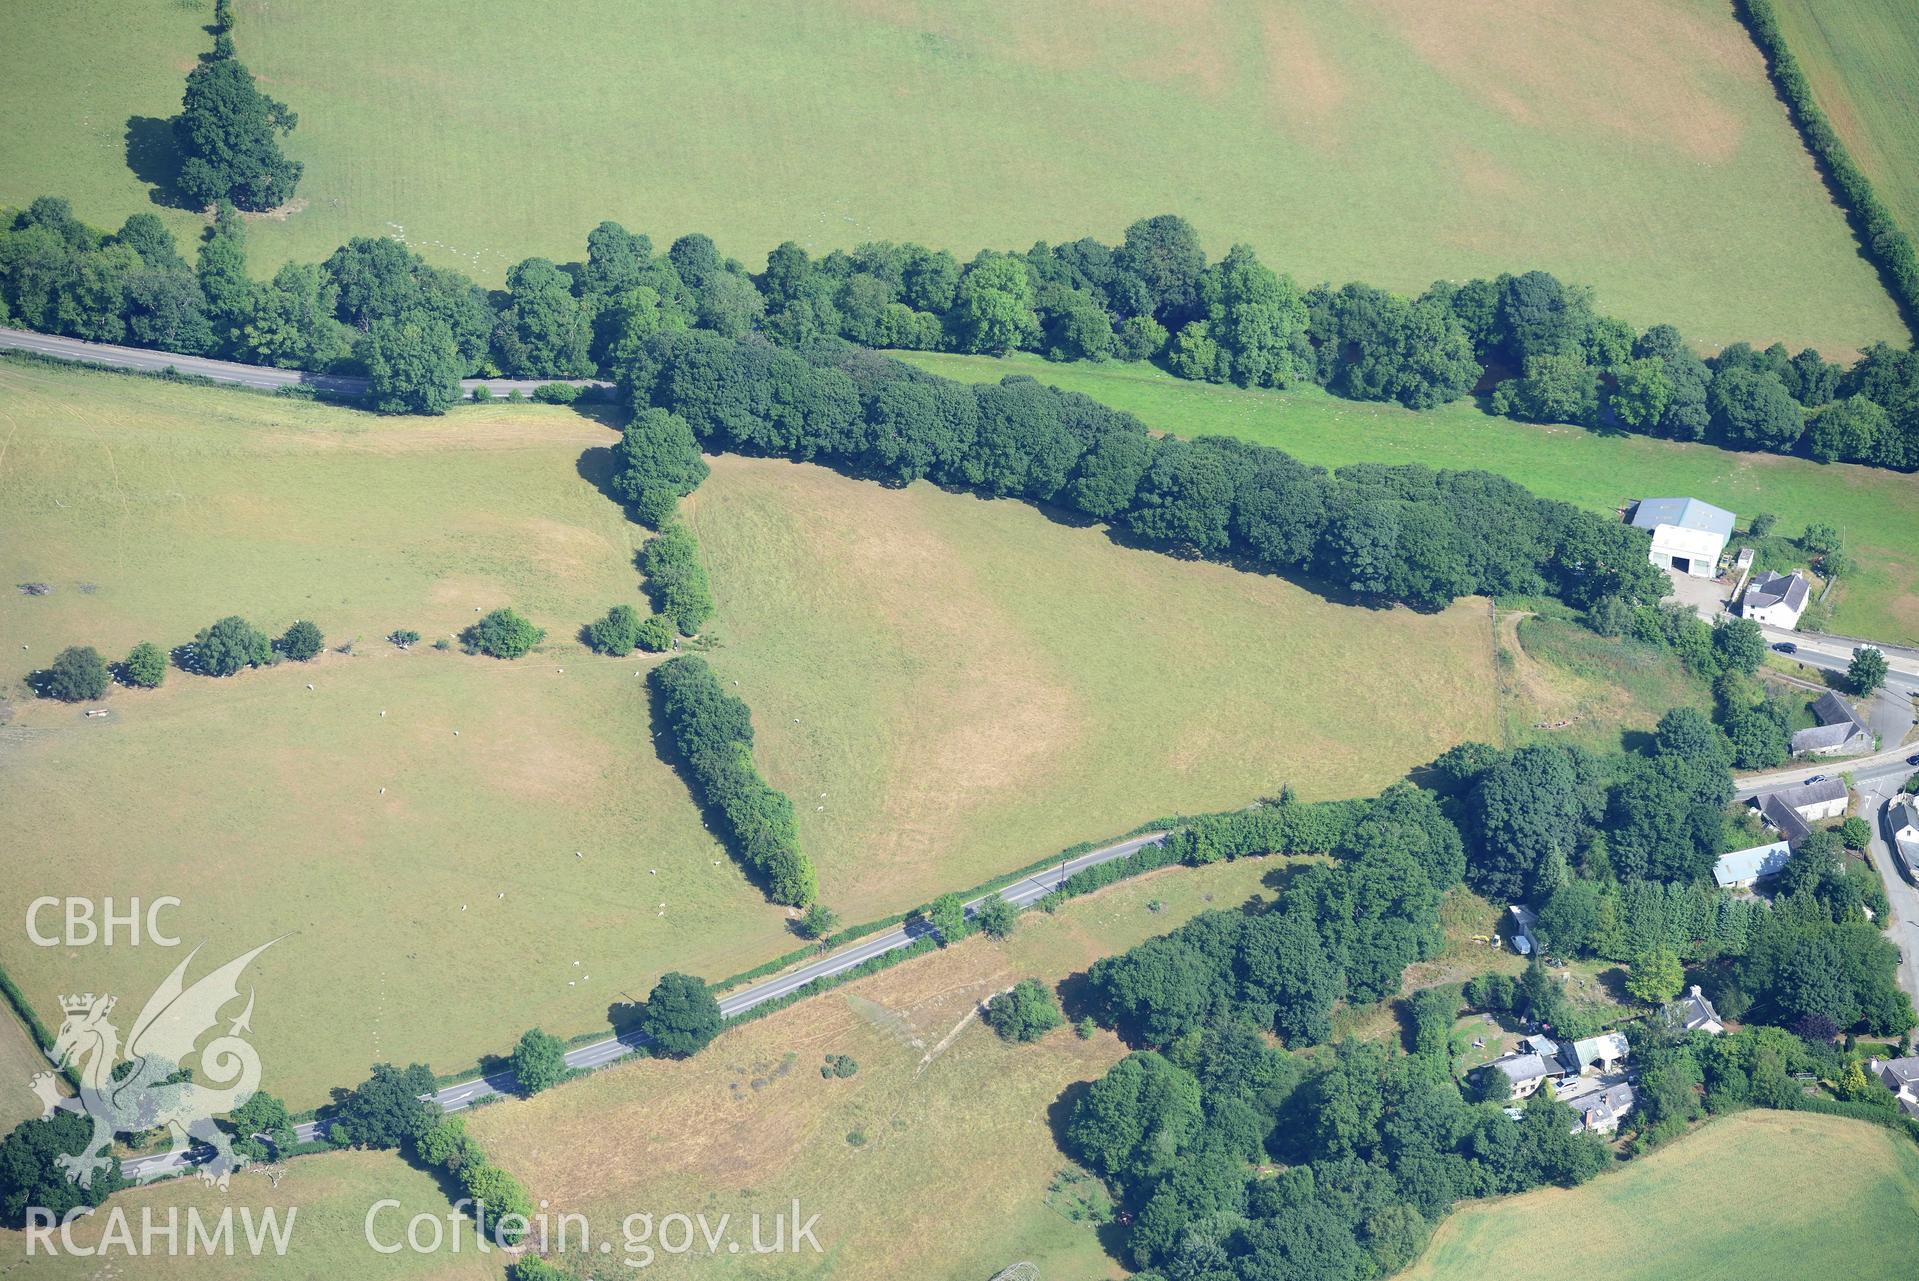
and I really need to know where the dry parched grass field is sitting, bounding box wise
[0,362,1499,1108]
[687,454,1500,915]
[470,858,1282,1281]
[0,0,1903,352]
[0,363,792,1106]
[0,1149,502,1280]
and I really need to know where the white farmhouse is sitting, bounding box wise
[1741,569,1811,629]
[1628,497,1736,579]
[1751,777,1849,845]
[1892,797,1919,878]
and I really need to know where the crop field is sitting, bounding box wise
[469,857,1281,1281]
[903,353,1919,645]
[1771,0,1919,244]
[0,0,1903,353]
[685,454,1500,915]
[1407,1109,1919,1281]
[0,1149,502,1279]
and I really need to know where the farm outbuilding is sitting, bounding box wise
[1627,497,1735,579]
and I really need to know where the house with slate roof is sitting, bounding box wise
[1870,1056,1919,1119]
[1742,569,1811,629]
[1791,691,1874,757]
[1751,777,1849,847]
[1669,984,1724,1035]
[1892,797,1919,877]
[1557,1078,1637,1135]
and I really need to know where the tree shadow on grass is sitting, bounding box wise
[575,444,623,509]
[1054,970,1100,1025]
[1045,1081,1130,1264]
[1259,862,1306,895]
[1592,965,1631,1004]
[124,116,192,210]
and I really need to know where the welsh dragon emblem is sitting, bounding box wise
[31,940,278,1190]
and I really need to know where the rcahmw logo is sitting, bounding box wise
[26,1204,297,1258]
[24,939,297,1258]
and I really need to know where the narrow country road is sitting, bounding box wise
[120,831,1167,1180]
[1733,744,1919,801]
[0,326,610,400]
[1858,774,1919,1006]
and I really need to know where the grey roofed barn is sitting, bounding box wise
[1628,497,1736,542]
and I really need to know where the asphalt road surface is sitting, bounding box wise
[1733,744,1919,802]
[0,326,609,400]
[1857,774,1919,1006]
[121,831,1167,1180]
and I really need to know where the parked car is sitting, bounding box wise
[1907,753,1919,766]
[1773,642,1798,654]
[1805,774,1827,784]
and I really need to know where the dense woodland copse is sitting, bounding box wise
[6,200,1919,471]
[1065,782,1601,1276]
[1065,706,1913,1278]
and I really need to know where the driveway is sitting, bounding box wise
[1662,567,1736,620]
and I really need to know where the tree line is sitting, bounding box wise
[33,614,328,702]
[31,604,562,706]
[622,328,1668,616]
[648,655,816,906]
[6,198,1918,470]
[1735,0,1919,335]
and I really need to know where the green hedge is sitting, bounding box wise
[650,655,816,905]
[1787,1091,1919,1146]
[1735,0,1919,331]
[0,962,79,1092]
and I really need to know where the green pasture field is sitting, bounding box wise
[0,1149,503,1279]
[1407,1109,1919,1281]
[1772,1,1919,245]
[1496,613,1711,755]
[684,453,1501,917]
[0,0,1903,353]
[469,857,1282,1281]
[901,353,1919,645]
